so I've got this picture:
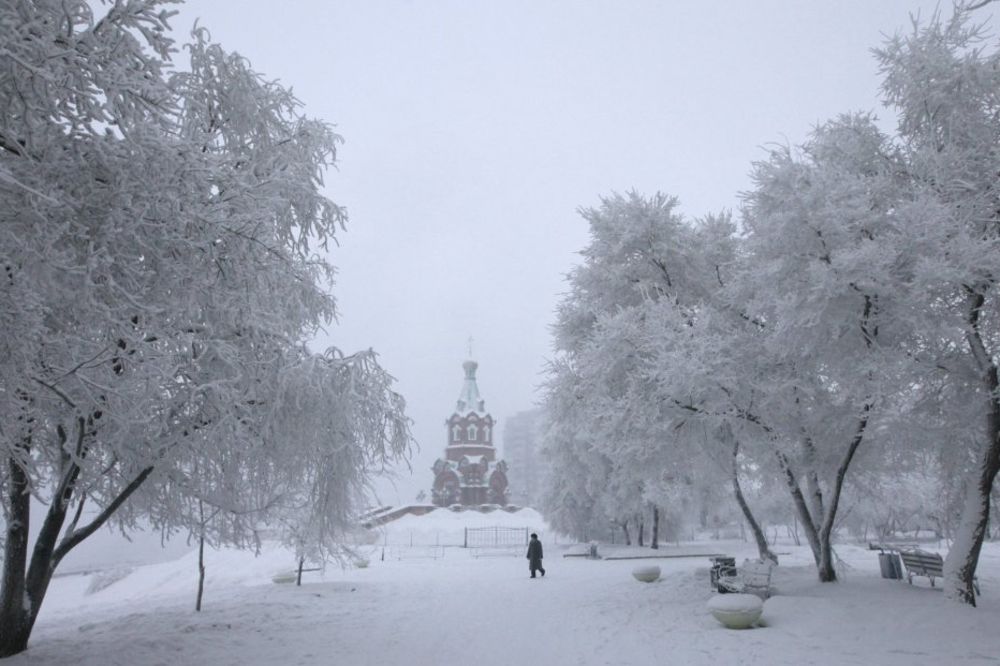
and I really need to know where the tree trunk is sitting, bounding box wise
[0,447,153,658]
[945,461,995,606]
[194,508,205,612]
[1,468,72,656]
[621,520,631,546]
[728,435,777,563]
[944,292,1000,606]
[776,450,823,565]
[651,506,660,550]
[802,437,826,531]
[990,487,1000,540]
[196,536,206,611]
[0,449,32,658]
[11,422,87,654]
[699,489,709,529]
[297,557,305,587]
[812,412,869,582]
[637,515,645,547]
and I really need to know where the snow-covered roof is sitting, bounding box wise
[454,359,487,415]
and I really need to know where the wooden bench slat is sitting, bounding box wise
[717,559,774,599]
[899,549,944,588]
[896,549,980,595]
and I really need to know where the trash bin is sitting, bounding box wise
[710,557,737,591]
[878,552,903,579]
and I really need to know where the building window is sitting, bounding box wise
[483,425,491,442]
[467,424,478,441]
[452,425,461,442]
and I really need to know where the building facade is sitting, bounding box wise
[501,408,546,508]
[431,359,509,506]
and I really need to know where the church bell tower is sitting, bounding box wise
[431,359,509,506]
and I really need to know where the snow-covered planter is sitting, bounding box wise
[707,593,763,629]
[632,565,661,583]
[271,571,297,584]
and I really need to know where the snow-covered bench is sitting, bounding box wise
[899,549,979,594]
[717,559,774,599]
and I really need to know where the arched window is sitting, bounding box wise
[467,424,478,441]
[483,425,491,442]
[452,425,461,442]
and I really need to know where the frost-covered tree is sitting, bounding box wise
[725,112,914,581]
[541,193,778,557]
[547,118,918,583]
[542,1,1000,603]
[874,5,1000,605]
[0,1,411,655]
[542,193,695,541]
[538,359,615,541]
[268,349,410,583]
[638,278,783,564]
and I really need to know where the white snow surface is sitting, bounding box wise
[707,592,764,612]
[7,512,1000,665]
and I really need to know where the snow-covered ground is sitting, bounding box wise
[6,510,1000,665]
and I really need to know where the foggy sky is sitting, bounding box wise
[174,1,995,505]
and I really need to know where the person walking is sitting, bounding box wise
[527,532,545,578]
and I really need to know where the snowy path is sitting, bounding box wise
[7,542,1000,665]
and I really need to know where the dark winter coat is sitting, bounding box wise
[527,538,543,569]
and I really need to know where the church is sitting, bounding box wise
[431,359,509,506]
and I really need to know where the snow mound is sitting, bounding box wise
[707,593,764,612]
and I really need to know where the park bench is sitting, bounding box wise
[717,558,775,599]
[898,548,979,595]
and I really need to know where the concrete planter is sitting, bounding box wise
[631,565,661,583]
[707,593,763,629]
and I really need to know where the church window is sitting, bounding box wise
[468,424,478,441]
[452,425,461,442]
[483,425,491,441]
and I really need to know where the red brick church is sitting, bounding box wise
[431,359,509,506]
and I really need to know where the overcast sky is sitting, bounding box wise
[174,1,996,505]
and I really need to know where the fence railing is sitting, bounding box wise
[378,545,447,561]
[464,526,530,548]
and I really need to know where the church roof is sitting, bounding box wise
[455,359,487,415]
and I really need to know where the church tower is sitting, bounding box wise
[431,359,509,506]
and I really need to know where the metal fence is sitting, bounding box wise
[378,545,447,561]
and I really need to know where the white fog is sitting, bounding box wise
[2,1,1000,664]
